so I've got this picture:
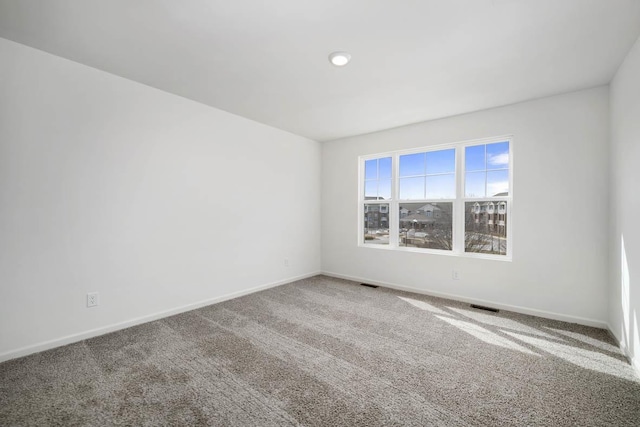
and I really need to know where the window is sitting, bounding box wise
[359,137,512,259]
[399,149,455,199]
[364,157,391,200]
[363,203,390,245]
[463,141,510,256]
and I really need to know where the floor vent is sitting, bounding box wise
[360,283,379,289]
[470,304,499,313]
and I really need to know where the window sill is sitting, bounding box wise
[358,243,512,262]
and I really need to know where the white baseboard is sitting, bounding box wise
[321,271,609,329]
[0,271,320,363]
[606,323,640,378]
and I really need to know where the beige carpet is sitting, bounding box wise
[1,275,639,426]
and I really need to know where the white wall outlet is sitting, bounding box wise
[284,258,290,267]
[87,292,99,308]
[452,270,460,280]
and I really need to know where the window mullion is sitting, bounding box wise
[390,153,400,248]
[455,146,464,254]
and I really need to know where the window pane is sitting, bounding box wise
[378,157,392,179]
[426,174,455,199]
[364,181,377,199]
[465,145,485,171]
[364,157,392,200]
[378,179,392,200]
[465,201,508,255]
[487,170,509,196]
[465,171,486,197]
[400,153,425,177]
[426,149,455,174]
[363,204,389,245]
[399,177,425,200]
[364,159,378,180]
[486,142,509,170]
[399,202,452,250]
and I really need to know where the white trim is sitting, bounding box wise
[454,146,463,253]
[322,271,609,329]
[0,271,320,363]
[359,238,512,261]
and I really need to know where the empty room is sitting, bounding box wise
[1,1,640,425]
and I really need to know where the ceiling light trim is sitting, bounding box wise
[329,51,351,67]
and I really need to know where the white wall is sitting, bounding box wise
[322,87,610,326]
[610,35,640,373]
[0,38,321,360]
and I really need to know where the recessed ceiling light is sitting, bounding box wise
[329,51,351,67]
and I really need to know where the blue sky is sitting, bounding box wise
[365,157,392,199]
[465,142,509,197]
[399,149,455,176]
[365,157,391,180]
[399,149,455,199]
[364,142,509,199]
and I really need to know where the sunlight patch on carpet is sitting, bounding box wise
[436,316,538,356]
[503,331,638,382]
[398,296,449,315]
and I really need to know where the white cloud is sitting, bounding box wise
[487,180,508,196]
[488,152,509,166]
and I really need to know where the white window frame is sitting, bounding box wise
[358,135,513,261]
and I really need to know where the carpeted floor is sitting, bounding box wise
[1,275,639,426]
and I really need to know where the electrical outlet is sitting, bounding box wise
[452,270,460,280]
[284,258,290,267]
[87,292,99,308]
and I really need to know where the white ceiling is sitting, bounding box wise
[1,1,640,142]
